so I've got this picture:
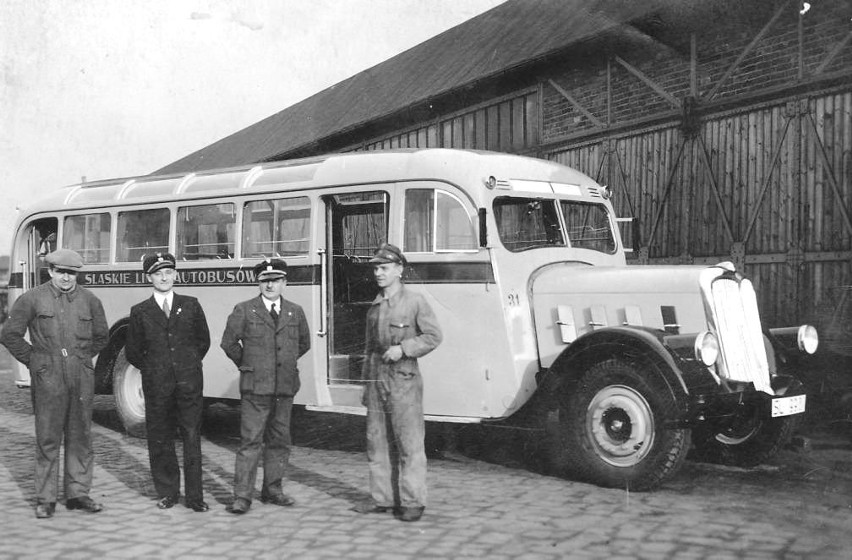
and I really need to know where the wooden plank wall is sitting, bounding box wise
[547,89,852,327]
[358,90,539,153]
[351,83,850,329]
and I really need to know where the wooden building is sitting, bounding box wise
[158,0,852,328]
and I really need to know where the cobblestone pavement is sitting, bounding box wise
[1,355,852,559]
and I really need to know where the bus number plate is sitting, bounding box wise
[771,394,806,417]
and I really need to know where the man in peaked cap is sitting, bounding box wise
[358,243,441,522]
[1,249,109,518]
[221,258,310,514]
[125,252,211,512]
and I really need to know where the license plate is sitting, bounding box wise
[771,394,806,417]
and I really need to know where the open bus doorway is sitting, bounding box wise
[6,217,57,388]
[18,217,58,292]
[322,191,388,406]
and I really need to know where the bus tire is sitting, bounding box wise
[112,347,147,438]
[690,385,802,468]
[691,413,799,468]
[554,358,690,491]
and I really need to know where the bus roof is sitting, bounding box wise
[17,149,600,219]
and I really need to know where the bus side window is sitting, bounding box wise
[242,197,310,258]
[177,203,236,260]
[404,189,432,252]
[436,190,476,251]
[404,188,476,253]
[116,208,170,263]
[63,213,111,263]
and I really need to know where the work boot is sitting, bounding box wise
[397,506,425,522]
[35,502,56,519]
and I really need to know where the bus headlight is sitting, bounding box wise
[695,331,719,366]
[797,325,818,354]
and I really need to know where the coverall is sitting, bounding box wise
[361,284,442,509]
[0,282,108,505]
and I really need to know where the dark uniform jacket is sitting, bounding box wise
[221,296,310,396]
[125,294,210,396]
[1,282,109,375]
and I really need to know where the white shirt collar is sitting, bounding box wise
[153,291,173,309]
[261,296,281,312]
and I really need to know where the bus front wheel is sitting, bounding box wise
[690,400,801,467]
[112,348,147,438]
[553,358,690,491]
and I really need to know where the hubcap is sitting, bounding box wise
[586,385,655,467]
[714,406,761,445]
[121,364,145,417]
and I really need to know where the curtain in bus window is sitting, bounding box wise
[63,213,110,263]
[116,208,170,262]
[177,203,236,260]
[405,189,476,252]
[560,201,616,253]
[404,189,433,253]
[335,192,386,258]
[242,196,310,258]
[493,197,565,252]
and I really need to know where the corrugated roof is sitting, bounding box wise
[158,0,673,174]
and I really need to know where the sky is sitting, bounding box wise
[0,0,506,256]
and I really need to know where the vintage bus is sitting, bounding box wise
[5,148,816,490]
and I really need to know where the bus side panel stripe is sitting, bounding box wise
[55,262,495,288]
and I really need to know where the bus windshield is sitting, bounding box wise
[493,197,615,253]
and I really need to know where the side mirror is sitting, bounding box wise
[478,208,488,248]
[616,217,639,253]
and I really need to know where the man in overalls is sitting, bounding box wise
[1,249,109,518]
[359,244,442,522]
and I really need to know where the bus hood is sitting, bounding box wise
[531,261,773,393]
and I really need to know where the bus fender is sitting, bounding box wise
[538,326,690,412]
[94,317,130,394]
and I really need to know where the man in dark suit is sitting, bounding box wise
[221,258,310,514]
[125,253,211,512]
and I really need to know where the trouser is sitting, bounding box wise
[233,393,293,501]
[364,371,427,509]
[144,386,204,500]
[31,359,95,504]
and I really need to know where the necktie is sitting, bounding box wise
[162,298,170,318]
[270,302,279,324]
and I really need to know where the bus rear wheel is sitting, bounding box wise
[553,358,690,491]
[112,347,147,438]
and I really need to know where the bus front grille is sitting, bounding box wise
[709,276,773,394]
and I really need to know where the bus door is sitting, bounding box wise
[7,217,57,388]
[321,191,388,407]
[20,218,58,290]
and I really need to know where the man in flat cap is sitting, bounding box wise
[125,253,211,512]
[358,243,442,522]
[1,249,109,518]
[221,258,310,514]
